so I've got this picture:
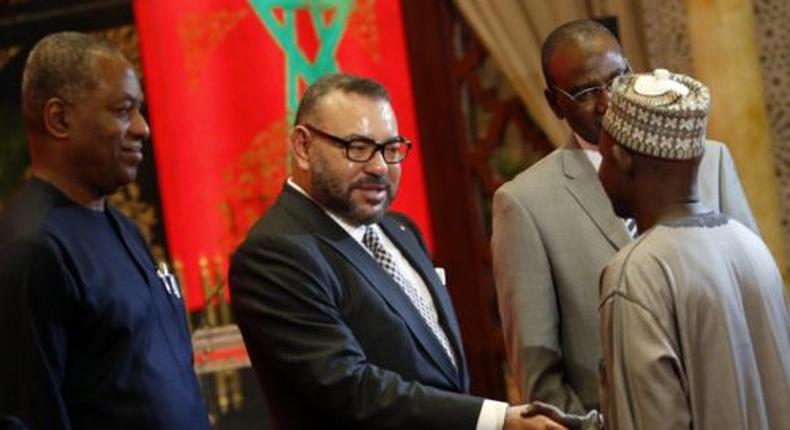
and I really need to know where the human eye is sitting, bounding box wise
[115,103,134,118]
[347,140,375,160]
[574,86,600,102]
[608,72,625,87]
[384,142,403,156]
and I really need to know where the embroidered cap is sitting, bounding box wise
[602,69,710,160]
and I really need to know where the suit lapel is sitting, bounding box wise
[278,186,462,389]
[561,138,631,250]
[378,218,465,387]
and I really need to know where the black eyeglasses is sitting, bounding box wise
[553,67,631,104]
[301,124,412,164]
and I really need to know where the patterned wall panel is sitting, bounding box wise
[639,0,692,73]
[640,0,790,254]
[450,13,553,402]
[753,0,790,251]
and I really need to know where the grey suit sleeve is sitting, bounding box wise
[713,141,758,234]
[491,188,585,414]
[229,236,483,430]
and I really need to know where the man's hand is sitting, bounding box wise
[522,401,602,430]
[504,405,568,430]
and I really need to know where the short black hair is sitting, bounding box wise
[21,31,125,135]
[294,73,390,125]
[541,19,619,87]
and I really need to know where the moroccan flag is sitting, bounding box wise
[134,0,431,310]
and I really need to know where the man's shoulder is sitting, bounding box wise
[603,229,679,297]
[700,139,728,165]
[0,223,66,293]
[600,228,703,331]
[240,203,302,243]
[0,181,56,245]
[496,147,565,198]
[609,229,670,267]
[703,138,726,151]
[382,211,430,250]
[383,211,419,233]
[233,196,327,264]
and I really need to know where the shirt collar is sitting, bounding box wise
[574,133,602,172]
[574,133,598,152]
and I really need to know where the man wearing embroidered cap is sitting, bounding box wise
[596,69,790,429]
[491,20,758,417]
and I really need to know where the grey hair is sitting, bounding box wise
[21,31,124,134]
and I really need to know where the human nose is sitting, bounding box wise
[594,87,611,115]
[363,148,389,175]
[130,109,151,141]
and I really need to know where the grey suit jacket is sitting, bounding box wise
[491,136,756,414]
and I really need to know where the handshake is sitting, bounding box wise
[505,402,602,430]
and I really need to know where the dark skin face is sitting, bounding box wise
[37,50,149,209]
[544,33,629,144]
[598,130,632,218]
[599,129,704,232]
[69,52,149,196]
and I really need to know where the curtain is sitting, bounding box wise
[452,0,649,148]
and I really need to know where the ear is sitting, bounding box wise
[42,98,70,139]
[544,87,564,119]
[290,125,312,171]
[611,143,633,176]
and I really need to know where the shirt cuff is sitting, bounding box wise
[475,399,509,430]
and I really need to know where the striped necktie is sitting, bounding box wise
[362,226,457,368]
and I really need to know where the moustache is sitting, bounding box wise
[351,176,390,189]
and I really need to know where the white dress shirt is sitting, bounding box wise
[575,133,602,171]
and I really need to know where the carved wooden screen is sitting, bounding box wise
[402,0,552,400]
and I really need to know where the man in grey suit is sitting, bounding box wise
[491,19,757,415]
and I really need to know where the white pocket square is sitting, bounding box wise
[434,267,446,286]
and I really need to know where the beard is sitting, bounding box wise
[310,154,397,226]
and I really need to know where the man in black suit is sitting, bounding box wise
[229,74,565,430]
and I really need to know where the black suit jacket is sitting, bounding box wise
[229,184,484,429]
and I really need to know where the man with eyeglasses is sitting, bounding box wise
[229,73,566,430]
[491,19,757,416]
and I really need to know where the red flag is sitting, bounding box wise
[134,0,431,310]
